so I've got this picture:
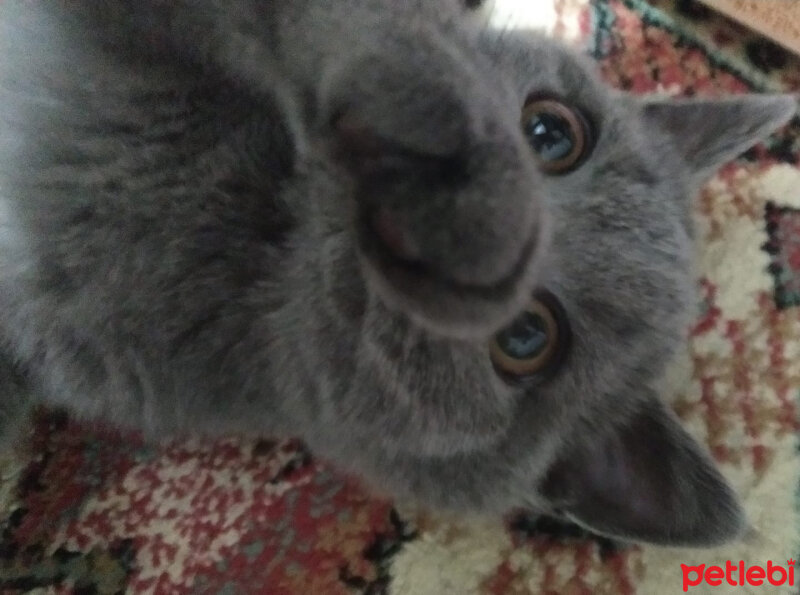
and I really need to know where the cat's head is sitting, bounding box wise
[304,4,796,546]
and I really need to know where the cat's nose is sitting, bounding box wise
[335,115,542,281]
[369,207,423,265]
[333,114,546,337]
[327,61,546,335]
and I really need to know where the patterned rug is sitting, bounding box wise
[696,0,800,56]
[3,1,800,593]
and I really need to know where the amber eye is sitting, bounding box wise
[489,291,570,380]
[521,98,592,174]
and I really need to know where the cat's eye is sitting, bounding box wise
[521,98,592,175]
[489,291,570,380]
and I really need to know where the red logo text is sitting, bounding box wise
[681,560,796,591]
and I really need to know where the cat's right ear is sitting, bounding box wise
[639,94,796,179]
[540,396,746,546]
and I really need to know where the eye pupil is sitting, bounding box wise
[496,311,548,359]
[525,113,575,162]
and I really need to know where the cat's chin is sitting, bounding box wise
[355,215,542,339]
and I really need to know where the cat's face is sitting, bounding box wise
[303,5,795,545]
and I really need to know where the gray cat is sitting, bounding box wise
[0,0,795,547]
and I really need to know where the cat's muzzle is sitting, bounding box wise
[355,201,546,339]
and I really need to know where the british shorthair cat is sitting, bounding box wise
[0,0,795,546]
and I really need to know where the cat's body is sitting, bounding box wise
[0,0,795,546]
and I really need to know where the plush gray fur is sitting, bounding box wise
[0,0,795,546]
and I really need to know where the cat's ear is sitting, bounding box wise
[639,94,796,177]
[541,397,745,546]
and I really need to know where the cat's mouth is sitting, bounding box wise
[356,206,541,337]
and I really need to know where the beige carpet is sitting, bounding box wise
[698,0,800,55]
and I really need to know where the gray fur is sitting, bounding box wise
[0,0,795,546]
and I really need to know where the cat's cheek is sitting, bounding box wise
[337,331,518,457]
[340,382,516,459]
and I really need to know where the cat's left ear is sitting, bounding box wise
[639,94,797,178]
[540,396,745,546]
